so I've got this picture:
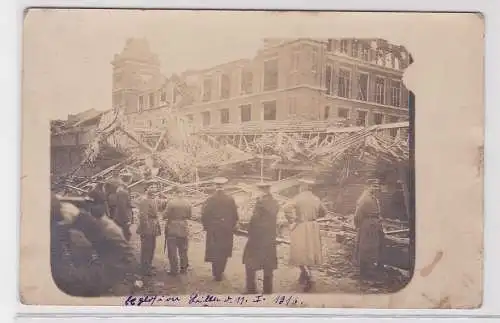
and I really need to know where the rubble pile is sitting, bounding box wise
[72,110,257,183]
[53,108,411,283]
[229,124,409,178]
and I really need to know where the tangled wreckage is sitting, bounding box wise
[51,107,413,288]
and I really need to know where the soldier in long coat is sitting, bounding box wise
[242,182,280,294]
[201,177,239,281]
[353,178,385,280]
[284,178,327,292]
[106,178,133,241]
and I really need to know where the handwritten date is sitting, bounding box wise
[124,294,303,307]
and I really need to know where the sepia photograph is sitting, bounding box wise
[20,9,483,308]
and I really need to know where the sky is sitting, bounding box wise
[23,9,269,120]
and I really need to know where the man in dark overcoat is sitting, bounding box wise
[106,177,133,241]
[242,182,280,294]
[201,177,239,281]
[353,178,385,280]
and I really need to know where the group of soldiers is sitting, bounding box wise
[50,170,387,296]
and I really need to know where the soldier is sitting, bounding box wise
[242,182,280,294]
[201,177,239,281]
[284,178,327,292]
[136,184,163,276]
[87,181,109,219]
[353,178,385,280]
[106,173,133,241]
[114,182,133,241]
[164,190,192,276]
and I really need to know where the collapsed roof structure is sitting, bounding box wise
[52,105,411,275]
[54,104,410,219]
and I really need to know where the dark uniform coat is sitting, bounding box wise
[87,184,109,218]
[242,193,280,271]
[353,191,385,266]
[201,190,239,262]
[108,186,133,229]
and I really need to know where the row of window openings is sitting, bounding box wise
[134,64,402,112]
[202,69,402,107]
[325,67,403,107]
[199,102,277,127]
[147,103,399,129]
[327,40,406,70]
[134,73,254,112]
[137,56,296,110]
[220,54,399,102]
[138,77,400,114]
[143,103,275,128]
[136,90,178,111]
[324,106,399,126]
[202,63,278,102]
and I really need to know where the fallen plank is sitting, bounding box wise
[63,184,88,194]
[385,228,410,235]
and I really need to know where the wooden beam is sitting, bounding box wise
[398,166,411,221]
[128,179,145,189]
[154,175,207,196]
[64,184,88,194]
[242,135,249,150]
[153,127,169,152]
[237,134,243,149]
[385,228,410,235]
[117,125,155,153]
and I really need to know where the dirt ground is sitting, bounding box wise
[128,221,406,295]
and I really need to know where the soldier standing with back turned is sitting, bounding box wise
[242,182,280,294]
[136,184,163,276]
[201,177,239,281]
[353,178,385,280]
[284,178,327,292]
[164,190,192,276]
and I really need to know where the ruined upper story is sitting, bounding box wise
[111,38,412,115]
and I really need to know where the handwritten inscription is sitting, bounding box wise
[273,295,305,307]
[124,295,181,306]
[124,294,304,307]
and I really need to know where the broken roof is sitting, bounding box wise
[66,109,107,127]
[196,118,349,135]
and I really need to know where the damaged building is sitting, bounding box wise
[111,38,410,133]
[50,37,413,291]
